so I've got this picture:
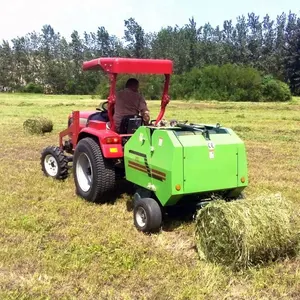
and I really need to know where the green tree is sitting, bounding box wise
[0,41,14,89]
[124,18,148,58]
[284,14,300,95]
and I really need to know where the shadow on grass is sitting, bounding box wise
[162,205,197,232]
[104,179,135,205]
[100,179,198,233]
[127,197,197,232]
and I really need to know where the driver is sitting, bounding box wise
[113,78,150,132]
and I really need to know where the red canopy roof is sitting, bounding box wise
[82,57,173,75]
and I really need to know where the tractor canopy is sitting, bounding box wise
[82,57,173,74]
[82,57,173,131]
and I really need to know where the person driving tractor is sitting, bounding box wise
[113,78,150,132]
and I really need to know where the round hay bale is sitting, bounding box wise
[23,117,53,135]
[194,193,300,269]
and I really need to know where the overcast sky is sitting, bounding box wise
[1,0,299,41]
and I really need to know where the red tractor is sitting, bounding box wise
[41,57,173,202]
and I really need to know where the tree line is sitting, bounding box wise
[0,11,299,101]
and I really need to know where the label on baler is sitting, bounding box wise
[208,141,215,159]
[139,133,144,142]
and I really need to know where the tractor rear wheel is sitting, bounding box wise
[133,198,162,233]
[41,146,69,180]
[73,137,115,203]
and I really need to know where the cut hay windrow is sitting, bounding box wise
[23,117,53,135]
[194,193,300,269]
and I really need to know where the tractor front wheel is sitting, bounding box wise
[133,198,162,233]
[41,146,69,180]
[73,137,115,203]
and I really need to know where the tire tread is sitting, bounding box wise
[74,137,115,202]
[134,198,162,233]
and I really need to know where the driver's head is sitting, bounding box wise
[125,78,139,92]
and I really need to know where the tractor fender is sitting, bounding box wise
[77,127,123,158]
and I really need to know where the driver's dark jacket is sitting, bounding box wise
[113,88,149,131]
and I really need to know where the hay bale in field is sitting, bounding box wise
[194,193,300,269]
[23,117,53,135]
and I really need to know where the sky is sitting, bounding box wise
[1,0,299,41]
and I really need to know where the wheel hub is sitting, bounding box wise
[44,154,58,176]
[136,207,147,228]
[76,153,93,192]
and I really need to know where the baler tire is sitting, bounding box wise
[133,198,162,233]
[41,146,69,180]
[73,137,115,203]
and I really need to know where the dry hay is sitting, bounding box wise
[194,193,300,269]
[23,117,53,135]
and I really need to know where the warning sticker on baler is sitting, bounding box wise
[139,133,144,142]
[207,141,215,159]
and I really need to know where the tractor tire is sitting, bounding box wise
[73,137,115,203]
[133,198,162,233]
[41,146,69,180]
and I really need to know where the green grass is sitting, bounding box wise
[1,93,300,299]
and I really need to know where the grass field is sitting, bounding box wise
[1,93,300,299]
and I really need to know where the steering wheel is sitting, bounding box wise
[96,101,108,112]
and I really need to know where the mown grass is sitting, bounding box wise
[1,93,300,299]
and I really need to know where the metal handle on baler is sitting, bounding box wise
[176,123,211,140]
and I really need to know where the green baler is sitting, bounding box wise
[124,123,248,232]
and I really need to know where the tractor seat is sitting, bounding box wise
[87,111,109,123]
[118,115,143,134]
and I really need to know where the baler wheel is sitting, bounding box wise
[133,198,162,233]
[41,146,69,180]
[73,137,115,203]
